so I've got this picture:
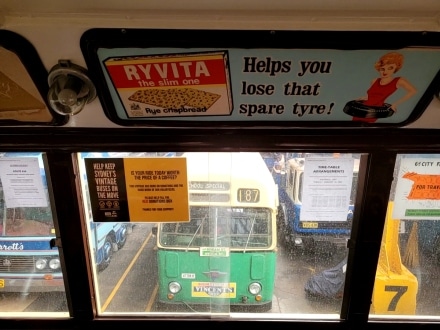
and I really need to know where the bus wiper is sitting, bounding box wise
[244,213,257,253]
[186,215,206,251]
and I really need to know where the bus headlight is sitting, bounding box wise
[168,281,182,294]
[248,282,262,295]
[35,258,47,270]
[49,258,61,270]
[294,237,303,245]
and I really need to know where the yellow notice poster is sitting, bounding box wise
[124,158,189,222]
[85,157,189,222]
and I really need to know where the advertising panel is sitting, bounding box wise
[81,29,440,127]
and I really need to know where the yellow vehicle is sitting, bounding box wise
[372,202,418,315]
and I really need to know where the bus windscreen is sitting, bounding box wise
[159,207,272,249]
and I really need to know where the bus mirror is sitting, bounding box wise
[50,238,62,249]
[152,226,158,236]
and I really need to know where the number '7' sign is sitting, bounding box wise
[385,285,408,311]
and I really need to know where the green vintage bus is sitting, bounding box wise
[153,152,279,312]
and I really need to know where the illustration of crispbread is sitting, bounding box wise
[128,89,159,105]
[128,89,158,103]
[0,71,46,111]
[154,88,194,108]
[128,87,220,109]
[185,89,221,108]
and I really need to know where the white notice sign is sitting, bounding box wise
[0,157,47,208]
[301,157,354,222]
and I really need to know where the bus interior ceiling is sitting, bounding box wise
[0,0,440,129]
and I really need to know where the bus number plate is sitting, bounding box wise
[0,279,4,288]
[237,188,260,203]
[302,222,318,228]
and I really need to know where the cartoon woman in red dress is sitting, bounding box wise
[344,52,417,123]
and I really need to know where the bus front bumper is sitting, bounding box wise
[294,235,349,249]
[0,277,65,293]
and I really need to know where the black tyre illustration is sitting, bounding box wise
[343,100,395,119]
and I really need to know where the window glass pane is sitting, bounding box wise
[77,152,361,318]
[0,152,68,317]
[370,154,440,319]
